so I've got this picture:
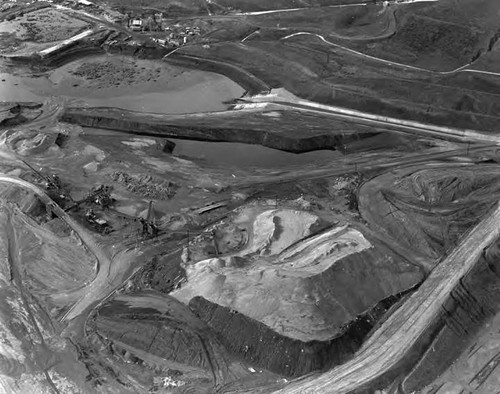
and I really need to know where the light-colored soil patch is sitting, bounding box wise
[172,209,421,341]
[247,209,320,256]
[7,204,97,295]
[0,9,89,42]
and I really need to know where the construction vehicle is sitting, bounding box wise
[22,160,69,208]
[65,184,114,212]
[86,185,113,208]
[85,208,112,234]
[22,160,62,191]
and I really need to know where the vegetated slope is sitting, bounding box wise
[369,0,500,70]
[359,165,500,263]
[248,4,391,39]
[104,0,207,16]
[210,0,363,13]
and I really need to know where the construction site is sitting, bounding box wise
[1,0,500,393]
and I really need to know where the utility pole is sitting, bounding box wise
[186,229,190,261]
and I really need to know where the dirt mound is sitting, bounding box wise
[1,128,58,156]
[244,209,320,256]
[0,102,42,128]
[110,171,177,200]
[172,211,423,342]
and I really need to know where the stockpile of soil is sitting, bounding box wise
[172,240,423,342]
[110,171,177,200]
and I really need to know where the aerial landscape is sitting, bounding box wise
[1,0,500,392]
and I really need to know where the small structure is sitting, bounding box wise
[129,18,143,32]
[162,139,176,153]
[78,0,92,5]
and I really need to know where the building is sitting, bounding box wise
[129,18,143,31]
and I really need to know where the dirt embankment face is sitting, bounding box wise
[90,292,276,392]
[162,207,423,376]
[0,102,42,128]
[359,165,500,263]
[401,245,500,393]
[60,106,378,153]
[188,289,409,378]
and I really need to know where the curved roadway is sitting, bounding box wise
[0,175,114,322]
[282,32,500,77]
[277,200,500,393]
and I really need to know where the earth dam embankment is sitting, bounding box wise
[60,106,373,153]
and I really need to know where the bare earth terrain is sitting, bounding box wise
[0,0,500,393]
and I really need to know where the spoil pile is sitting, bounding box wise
[111,171,177,200]
[168,209,423,374]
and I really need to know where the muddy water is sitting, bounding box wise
[82,128,340,169]
[0,55,244,114]
[169,138,339,168]
[0,72,43,101]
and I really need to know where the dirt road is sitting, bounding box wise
[0,175,113,321]
[277,201,500,393]
[239,91,500,145]
[281,32,500,77]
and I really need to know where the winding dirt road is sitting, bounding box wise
[281,32,500,77]
[0,175,119,322]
